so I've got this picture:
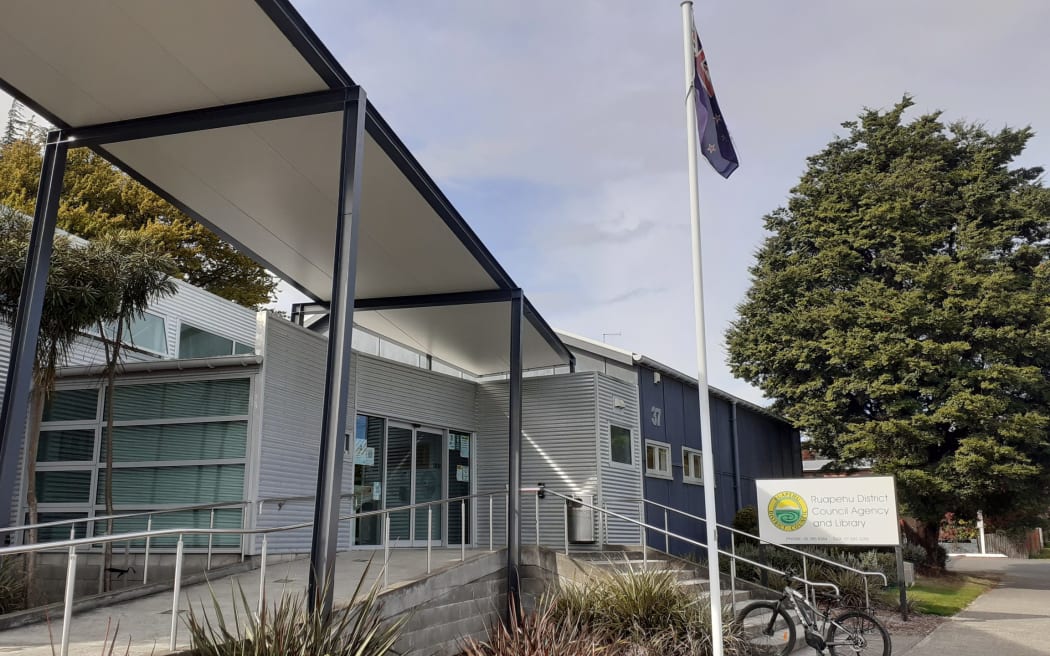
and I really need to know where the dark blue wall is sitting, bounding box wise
[637,365,801,558]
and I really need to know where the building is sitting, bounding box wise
[556,331,802,556]
[9,282,799,562]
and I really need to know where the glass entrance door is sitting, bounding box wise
[414,430,443,543]
[383,424,444,546]
[385,425,413,544]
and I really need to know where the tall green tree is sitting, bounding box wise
[0,130,276,308]
[92,232,177,590]
[726,97,1050,558]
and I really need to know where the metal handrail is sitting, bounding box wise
[12,488,508,656]
[0,499,254,539]
[621,495,888,587]
[530,488,838,600]
[3,489,354,540]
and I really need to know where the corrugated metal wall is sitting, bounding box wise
[637,362,801,556]
[254,315,479,554]
[475,373,603,549]
[596,374,644,546]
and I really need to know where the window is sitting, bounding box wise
[178,324,253,359]
[610,425,633,465]
[107,312,167,355]
[682,447,703,485]
[32,377,252,545]
[645,440,672,479]
[42,388,99,422]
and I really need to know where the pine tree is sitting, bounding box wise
[1,99,28,145]
[726,97,1050,560]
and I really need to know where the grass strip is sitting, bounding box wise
[881,574,996,617]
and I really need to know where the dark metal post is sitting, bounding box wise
[0,131,68,531]
[895,543,908,620]
[308,87,366,615]
[507,289,523,610]
[730,401,743,510]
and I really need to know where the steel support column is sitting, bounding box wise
[0,132,68,531]
[507,289,523,610]
[307,87,366,615]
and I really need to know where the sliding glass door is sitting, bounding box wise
[384,423,444,546]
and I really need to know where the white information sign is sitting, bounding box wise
[756,476,900,547]
[353,438,374,466]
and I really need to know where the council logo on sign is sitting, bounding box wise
[768,491,808,531]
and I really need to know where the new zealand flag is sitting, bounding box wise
[692,25,738,178]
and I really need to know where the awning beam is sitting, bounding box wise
[62,88,354,147]
[355,289,513,311]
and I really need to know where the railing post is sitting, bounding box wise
[257,534,268,616]
[427,507,432,574]
[461,499,466,561]
[60,530,76,656]
[169,534,185,652]
[563,500,569,555]
[488,495,494,552]
[383,514,390,589]
[143,514,153,585]
[641,501,648,567]
[207,508,216,570]
[730,532,737,604]
[599,501,606,551]
[864,576,871,613]
[534,493,540,547]
[801,554,810,605]
[664,508,670,553]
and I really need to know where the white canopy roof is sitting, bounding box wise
[0,0,569,374]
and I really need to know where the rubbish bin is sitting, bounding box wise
[567,495,595,544]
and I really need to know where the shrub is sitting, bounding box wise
[0,556,26,614]
[901,542,927,565]
[549,563,749,655]
[731,506,758,538]
[461,595,613,656]
[185,566,405,656]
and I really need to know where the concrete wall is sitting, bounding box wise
[377,546,586,656]
[379,550,506,656]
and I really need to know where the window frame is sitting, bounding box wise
[113,311,169,357]
[644,440,673,479]
[682,447,704,485]
[608,424,634,468]
[176,319,254,359]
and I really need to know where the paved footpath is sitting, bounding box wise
[901,557,1050,656]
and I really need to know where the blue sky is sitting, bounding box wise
[282,0,1050,404]
[6,1,1050,405]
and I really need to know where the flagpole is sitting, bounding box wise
[680,2,725,654]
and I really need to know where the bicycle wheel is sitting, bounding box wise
[736,601,796,656]
[827,610,892,656]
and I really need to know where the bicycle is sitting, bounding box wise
[736,571,891,655]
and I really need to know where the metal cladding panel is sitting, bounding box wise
[736,408,802,509]
[255,315,480,553]
[355,356,476,431]
[596,374,643,546]
[157,279,258,356]
[255,317,338,553]
[475,373,600,549]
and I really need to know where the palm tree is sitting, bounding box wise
[92,231,177,590]
[0,207,121,601]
